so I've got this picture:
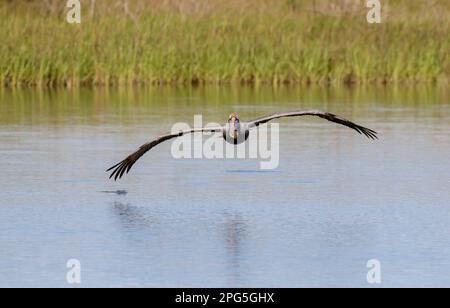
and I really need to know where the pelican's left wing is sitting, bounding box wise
[247,110,377,139]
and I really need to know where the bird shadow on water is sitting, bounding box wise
[100,190,129,196]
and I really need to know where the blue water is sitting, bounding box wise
[0,87,449,287]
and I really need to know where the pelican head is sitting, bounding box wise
[228,113,240,140]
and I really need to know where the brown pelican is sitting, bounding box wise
[108,110,377,180]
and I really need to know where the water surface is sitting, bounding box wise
[0,86,449,287]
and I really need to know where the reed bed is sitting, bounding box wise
[0,0,448,87]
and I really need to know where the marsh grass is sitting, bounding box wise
[0,0,448,87]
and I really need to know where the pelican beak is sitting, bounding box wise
[229,118,239,139]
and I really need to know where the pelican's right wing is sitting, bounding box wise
[107,126,223,180]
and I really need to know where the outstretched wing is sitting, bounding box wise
[107,126,223,180]
[248,110,377,140]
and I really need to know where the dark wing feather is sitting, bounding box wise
[248,110,377,140]
[107,127,223,180]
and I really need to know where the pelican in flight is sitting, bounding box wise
[108,110,377,180]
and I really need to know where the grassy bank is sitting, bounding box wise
[0,0,448,87]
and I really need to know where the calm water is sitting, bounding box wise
[0,86,449,287]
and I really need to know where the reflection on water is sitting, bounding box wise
[113,202,157,230]
[111,201,249,286]
[222,212,248,286]
[0,86,449,287]
[0,86,448,126]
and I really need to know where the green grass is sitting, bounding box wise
[0,0,448,87]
